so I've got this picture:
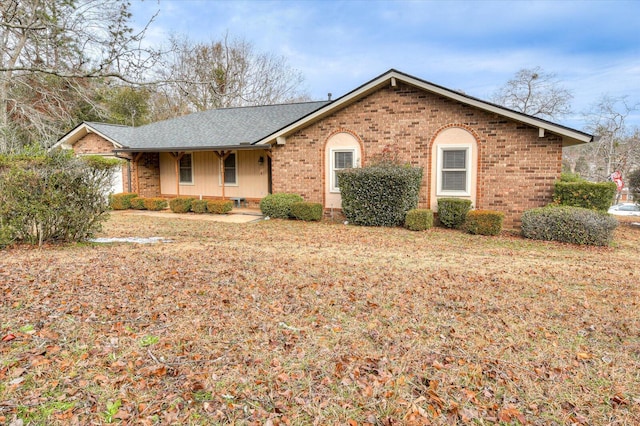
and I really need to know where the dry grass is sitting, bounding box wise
[1,212,639,425]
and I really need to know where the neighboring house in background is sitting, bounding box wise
[54,69,593,229]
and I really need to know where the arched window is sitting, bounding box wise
[325,132,361,208]
[430,127,478,209]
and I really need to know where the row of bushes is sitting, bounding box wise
[404,200,504,236]
[109,193,233,215]
[259,193,323,221]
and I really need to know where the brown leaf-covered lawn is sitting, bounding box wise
[1,212,639,425]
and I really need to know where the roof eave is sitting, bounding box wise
[51,122,125,150]
[255,69,593,147]
[114,144,272,153]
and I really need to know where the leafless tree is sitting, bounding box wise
[151,34,308,116]
[0,0,158,152]
[564,96,639,183]
[492,66,573,120]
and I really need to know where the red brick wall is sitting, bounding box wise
[74,133,129,193]
[72,134,160,197]
[132,153,160,198]
[271,82,563,229]
[74,133,116,154]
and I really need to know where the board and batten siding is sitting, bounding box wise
[159,150,269,199]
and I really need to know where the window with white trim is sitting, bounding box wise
[437,146,471,195]
[331,149,355,192]
[221,152,237,185]
[179,153,193,184]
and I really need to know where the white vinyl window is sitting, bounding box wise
[219,152,237,186]
[179,153,193,184]
[437,146,471,195]
[331,149,355,192]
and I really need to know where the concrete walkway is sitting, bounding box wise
[114,209,264,223]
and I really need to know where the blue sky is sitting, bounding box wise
[131,0,640,130]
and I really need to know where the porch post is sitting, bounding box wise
[133,152,143,195]
[169,152,185,196]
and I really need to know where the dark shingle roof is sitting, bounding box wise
[90,101,330,150]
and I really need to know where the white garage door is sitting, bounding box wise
[110,166,124,194]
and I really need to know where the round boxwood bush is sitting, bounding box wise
[109,192,138,210]
[191,199,208,214]
[207,200,233,214]
[260,193,303,218]
[290,202,323,221]
[404,209,434,231]
[521,205,618,246]
[130,197,147,210]
[463,210,504,236]
[437,198,472,228]
[143,198,168,211]
[169,197,196,213]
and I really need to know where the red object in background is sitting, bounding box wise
[610,171,624,191]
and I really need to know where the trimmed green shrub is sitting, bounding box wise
[169,197,196,213]
[191,199,209,213]
[290,202,323,221]
[130,197,147,210]
[559,172,585,183]
[463,210,504,236]
[207,200,233,214]
[404,209,434,231]
[437,198,472,229]
[260,193,304,219]
[628,169,640,204]
[521,205,618,246]
[553,181,616,211]
[0,150,117,246]
[338,165,423,227]
[109,192,138,210]
[143,198,167,211]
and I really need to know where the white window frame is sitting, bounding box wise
[436,145,471,196]
[330,148,356,193]
[179,153,194,185]
[219,152,238,186]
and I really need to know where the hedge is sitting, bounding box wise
[404,209,434,231]
[207,200,233,214]
[463,210,504,236]
[191,199,209,213]
[338,164,423,227]
[437,198,472,229]
[109,192,138,210]
[521,205,618,246]
[130,197,147,210]
[290,202,323,221]
[553,181,617,211]
[260,193,304,218]
[143,198,167,211]
[169,197,196,213]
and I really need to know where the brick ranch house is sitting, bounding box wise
[55,69,593,229]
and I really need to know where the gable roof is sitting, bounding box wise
[56,69,592,151]
[54,101,330,152]
[255,69,593,147]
